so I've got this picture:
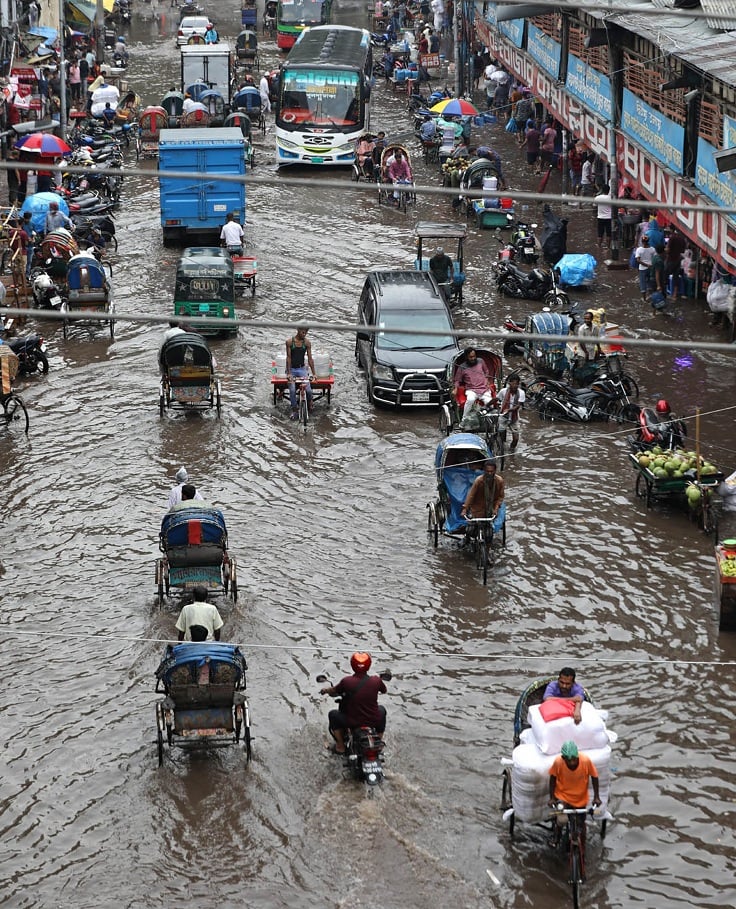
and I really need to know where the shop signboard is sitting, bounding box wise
[621,88,684,174]
[526,23,561,79]
[566,54,612,123]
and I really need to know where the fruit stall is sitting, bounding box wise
[629,447,723,538]
[715,539,736,630]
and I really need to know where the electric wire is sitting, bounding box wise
[0,626,734,667]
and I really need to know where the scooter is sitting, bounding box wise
[493,261,553,301]
[316,670,392,796]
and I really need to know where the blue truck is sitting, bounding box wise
[158,128,246,245]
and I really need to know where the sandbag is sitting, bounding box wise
[529,701,610,755]
[706,279,735,314]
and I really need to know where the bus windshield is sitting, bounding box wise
[278,0,327,25]
[279,70,360,127]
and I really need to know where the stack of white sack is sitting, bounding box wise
[508,702,617,824]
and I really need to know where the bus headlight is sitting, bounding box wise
[279,138,299,150]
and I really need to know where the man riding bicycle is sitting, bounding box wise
[460,457,505,538]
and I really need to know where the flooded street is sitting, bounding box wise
[1,2,735,907]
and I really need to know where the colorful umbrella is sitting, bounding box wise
[429,97,480,117]
[15,132,72,156]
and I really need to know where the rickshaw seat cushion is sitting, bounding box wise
[166,543,224,568]
[68,289,108,303]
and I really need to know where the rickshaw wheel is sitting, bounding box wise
[635,473,653,508]
[427,502,439,548]
[157,726,164,767]
[215,382,222,418]
[3,394,30,435]
[251,276,256,298]
[159,393,165,418]
[244,720,252,761]
[501,768,512,809]
[109,318,115,340]
[600,818,607,839]
[166,723,173,746]
[157,578,164,607]
[230,560,238,603]
[438,404,453,436]
[501,519,507,548]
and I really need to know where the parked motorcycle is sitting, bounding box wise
[493,261,570,307]
[316,668,392,795]
[525,376,621,423]
[511,221,538,263]
[31,272,64,310]
[7,333,49,375]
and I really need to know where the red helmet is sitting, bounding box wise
[655,399,671,415]
[350,651,372,673]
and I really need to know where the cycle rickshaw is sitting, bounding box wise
[438,349,505,463]
[223,111,255,167]
[155,505,237,605]
[61,253,115,340]
[377,144,416,212]
[414,221,467,306]
[154,642,251,765]
[136,105,168,159]
[158,331,222,417]
[232,86,266,134]
[235,29,260,70]
[426,433,507,584]
[500,678,615,907]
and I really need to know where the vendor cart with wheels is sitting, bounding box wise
[414,221,467,306]
[629,451,722,539]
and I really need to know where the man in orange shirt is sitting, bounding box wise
[549,740,601,810]
[549,740,601,846]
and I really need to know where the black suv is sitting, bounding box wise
[356,270,460,407]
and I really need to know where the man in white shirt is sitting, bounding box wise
[167,467,205,509]
[259,74,272,114]
[220,212,244,254]
[497,373,525,452]
[580,154,595,197]
[635,234,655,299]
[593,184,613,249]
[175,587,224,641]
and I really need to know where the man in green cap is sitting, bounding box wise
[549,740,601,810]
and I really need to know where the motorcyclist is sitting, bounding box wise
[205,22,219,44]
[320,652,387,755]
[635,399,687,450]
[113,36,129,64]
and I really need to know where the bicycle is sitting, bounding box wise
[551,805,596,909]
[464,516,497,585]
[1,391,30,435]
[290,374,313,427]
[479,406,506,471]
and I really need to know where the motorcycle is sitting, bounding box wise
[626,406,687,451]
[526,376,620,423]
[316,669,392,795]
[31,271,64,310]
[370,24,397,48]
[6,333,49,375]
[493,261,570,306]
[511,221,538,263]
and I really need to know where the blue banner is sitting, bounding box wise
[621,89,684,174]
[526,23,561,79]
[499,19,524,47]
[695,118,736,227]
[565,54,612,122]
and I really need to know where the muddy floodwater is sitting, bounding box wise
[1,3,735,908]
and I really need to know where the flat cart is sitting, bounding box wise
[271,358,334,407]
[629,451,722,539]
[154,642,251,765]
[414,221,467,306]
[231,254,257,297]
